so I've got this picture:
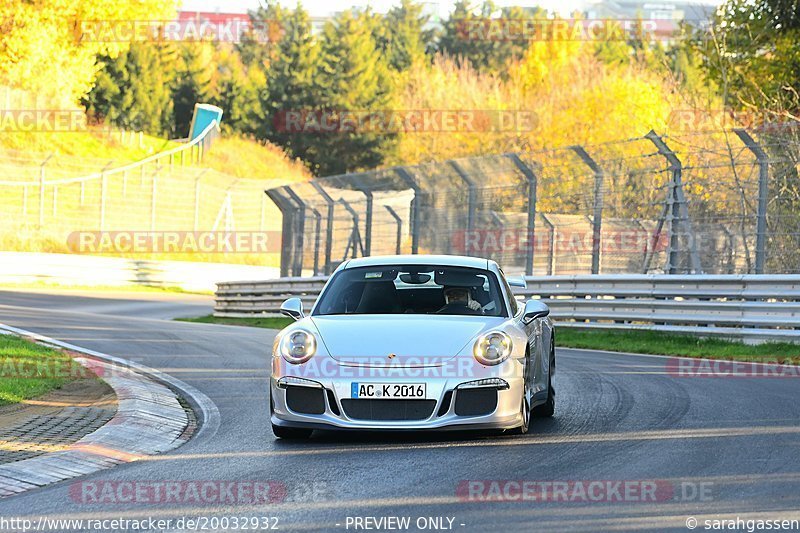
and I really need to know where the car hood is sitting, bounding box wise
[310,315,505,366]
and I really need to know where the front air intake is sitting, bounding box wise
[341,399,436,421]
[454,388,497,416]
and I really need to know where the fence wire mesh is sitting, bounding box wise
[269,128,800,276]
[0,125,289,266]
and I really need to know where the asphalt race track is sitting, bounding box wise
[0,288,799,532]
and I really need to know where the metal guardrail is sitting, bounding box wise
[214,274,800,342]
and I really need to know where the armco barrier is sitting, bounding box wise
[215,274,800,342]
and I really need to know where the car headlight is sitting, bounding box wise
[473,331,513,366]
[280,329,317,364]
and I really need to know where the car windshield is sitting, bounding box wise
[313,265,507,317]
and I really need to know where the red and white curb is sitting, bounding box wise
[0,323,219,498]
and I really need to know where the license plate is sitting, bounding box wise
[350,382,426,399]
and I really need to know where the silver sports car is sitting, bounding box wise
[269,255,555,439]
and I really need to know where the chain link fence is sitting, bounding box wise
[0,124,289,265]
[268,128,800,276]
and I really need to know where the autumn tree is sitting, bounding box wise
[0,0,177,105]
[695,0,800,118]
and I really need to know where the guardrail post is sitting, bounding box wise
[570,146,604,274]
[646,130,703,274]
[310,181,335,274]
[265,188,295,278]
[283,186,306,276]
[449,161,477,244]
[507,154,538,276]
[385,205,403,255]
[394,168,422,255]
[734,129,769,274]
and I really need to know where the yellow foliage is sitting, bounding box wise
[394,36,677,165]
[203,136,311,181]
[0,0,178,106]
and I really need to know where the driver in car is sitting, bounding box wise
[437,286,483,315]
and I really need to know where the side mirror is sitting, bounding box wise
[280,297,304,321]
[507,276,527,289]
[522,299,549,324]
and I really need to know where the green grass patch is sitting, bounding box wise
[176,315,293,330]
[0,335,89,405]
[556,328,800,362]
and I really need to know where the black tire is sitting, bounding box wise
[509,392,531,435]
[532,344,556,418]
[272,424,313,439]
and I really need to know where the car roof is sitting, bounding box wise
[343,254,492,270]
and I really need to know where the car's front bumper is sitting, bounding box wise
[270,358,527,431]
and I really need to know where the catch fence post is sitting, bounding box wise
[734,129,769,274]
[507,154,539,276]
[570,146,604,274]
[645,130,703,274]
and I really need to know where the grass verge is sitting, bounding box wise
[0,335,90,405]
[176,315,293,330]
[556,328,800,363]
